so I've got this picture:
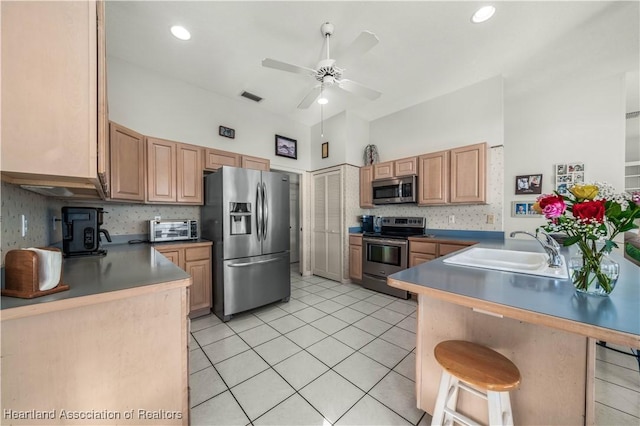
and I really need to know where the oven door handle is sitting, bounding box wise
[363,238,408,247]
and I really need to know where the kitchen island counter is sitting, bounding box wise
[388,239,639,425]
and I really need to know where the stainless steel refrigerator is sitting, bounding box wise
[202,166,290,322]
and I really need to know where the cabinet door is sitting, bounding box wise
[204,148,240,171]
[450,142,486,204]
[96,1,109,196]
[186,259,212,315]
[242,155,270,171]
[109,122,146,201]
[147,138,177,203]
[1,1,97,180]
[349,244,363,282]
[418,150,449,205]
[359,166,374,208]
[177,144,203,204]
[395,157,418,177]
[156,248,184,269]
[373,161,394,180]
[409,252,436,267]
[439,243,473,257]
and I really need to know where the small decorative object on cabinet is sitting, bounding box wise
[322,142,329,158]
[275,134,297,159]
[515,174,542,195]
[219,125,235,139]
[363,144,379,165]
[535,182,640,296]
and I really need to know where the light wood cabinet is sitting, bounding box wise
[418,150,449,205]
[109,122,146,202]
[417,142,486,206]
[349,234,363,283]
[439,242,473,256]
[147,137,203,204]
[373,161,394,180]
[408,238,474,267]
[204,148,241,171]
[156,242,212,318]
[360,166,374,208]
[1,1,106,199]
[241,155,270,171]
[394,156,418,177]
[450,142,486,204]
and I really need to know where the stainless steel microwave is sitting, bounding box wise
[372,175,417,204]
[149,219,199,242]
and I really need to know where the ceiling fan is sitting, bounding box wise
[262,22,382,109]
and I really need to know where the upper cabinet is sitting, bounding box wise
[373,162,394,180]
[394,157,418,177]
[204,148,270,172]
[1,1,106,198]
[449,142,486,204]
[147,137,203,205]
[109,122,146,202]
[418,150,450,205]
[360,166,374,208]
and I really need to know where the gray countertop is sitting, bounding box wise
[1,244,190,311]
[389,239,640,339]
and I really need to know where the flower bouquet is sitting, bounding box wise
[533,183,640,295]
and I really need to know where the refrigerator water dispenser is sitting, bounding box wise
[230,202,251,235]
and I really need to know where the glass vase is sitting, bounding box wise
[569,248,619,296]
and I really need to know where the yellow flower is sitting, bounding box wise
[532,202,543,213]
[570,184,599,200]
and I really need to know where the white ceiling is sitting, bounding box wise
[105,1,639,127]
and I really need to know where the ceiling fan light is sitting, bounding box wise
[170,25,191,40]
[471,6,496,23]
[317,97,328,105]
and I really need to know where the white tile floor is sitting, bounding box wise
[189,272,431,426]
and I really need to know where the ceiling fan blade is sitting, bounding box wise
[297,85,322,109]
[262,58,316,77]
[335,31,379,67]
[338,79,381,101]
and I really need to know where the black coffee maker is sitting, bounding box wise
[62,207,112,257]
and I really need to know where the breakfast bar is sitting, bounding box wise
[388,239,640,425]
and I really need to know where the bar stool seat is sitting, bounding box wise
[431,340,521,426]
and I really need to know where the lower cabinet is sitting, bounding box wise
[155,241,212,318]
[349,234,363,283]
[408,238,475,267]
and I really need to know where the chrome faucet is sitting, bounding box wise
[510,230,564,268]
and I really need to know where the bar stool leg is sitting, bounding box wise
[431,371,460,426]
[487,390,514,426]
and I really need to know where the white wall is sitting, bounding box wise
[504,74,627,237]
[107,56,311,172]
[309,111,346,171]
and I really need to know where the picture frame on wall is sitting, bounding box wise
[515,174,543,195]
[275,135,297,159]
[555,162,584,194]
[321,142,329,159]
[511,201,542,217]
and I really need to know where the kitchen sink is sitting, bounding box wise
[442,247,569,279]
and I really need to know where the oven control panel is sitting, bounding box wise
[380,216,425,228]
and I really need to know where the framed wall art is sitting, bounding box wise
[555,162,584,194]
[511,201,542,217]
[515,174,543,195]
[275,135,297,159]
[322,142,329,159]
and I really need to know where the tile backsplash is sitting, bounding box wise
[1,181,200,265]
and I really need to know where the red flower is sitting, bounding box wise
[572,200,606,223]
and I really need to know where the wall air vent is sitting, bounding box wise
[240,91,263,103]
[627,111,639,119]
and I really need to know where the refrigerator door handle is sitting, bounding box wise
[227,257,282,268]
[256,183,262,241]
[262,182,268,239]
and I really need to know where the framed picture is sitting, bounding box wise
[511,201,542,217]
[321,142,329,159]
[515,174,543,195]
[219,125,235,139]
[555,162,584,193]
[275,135,297,159]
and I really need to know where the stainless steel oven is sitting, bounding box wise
[372,175,417,205]
[361,216,425,299]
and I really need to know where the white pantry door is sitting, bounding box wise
[311,168,343,281]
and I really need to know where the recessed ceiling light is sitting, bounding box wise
[170,25,191,41]
[317,97,328,105]
[471,6,496,24]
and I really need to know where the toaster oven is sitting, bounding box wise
[149,219,199,242]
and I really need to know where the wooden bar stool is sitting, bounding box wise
[431,340,521,426]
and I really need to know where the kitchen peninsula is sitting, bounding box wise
[388,239,640,425]
[1,245,191,425]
